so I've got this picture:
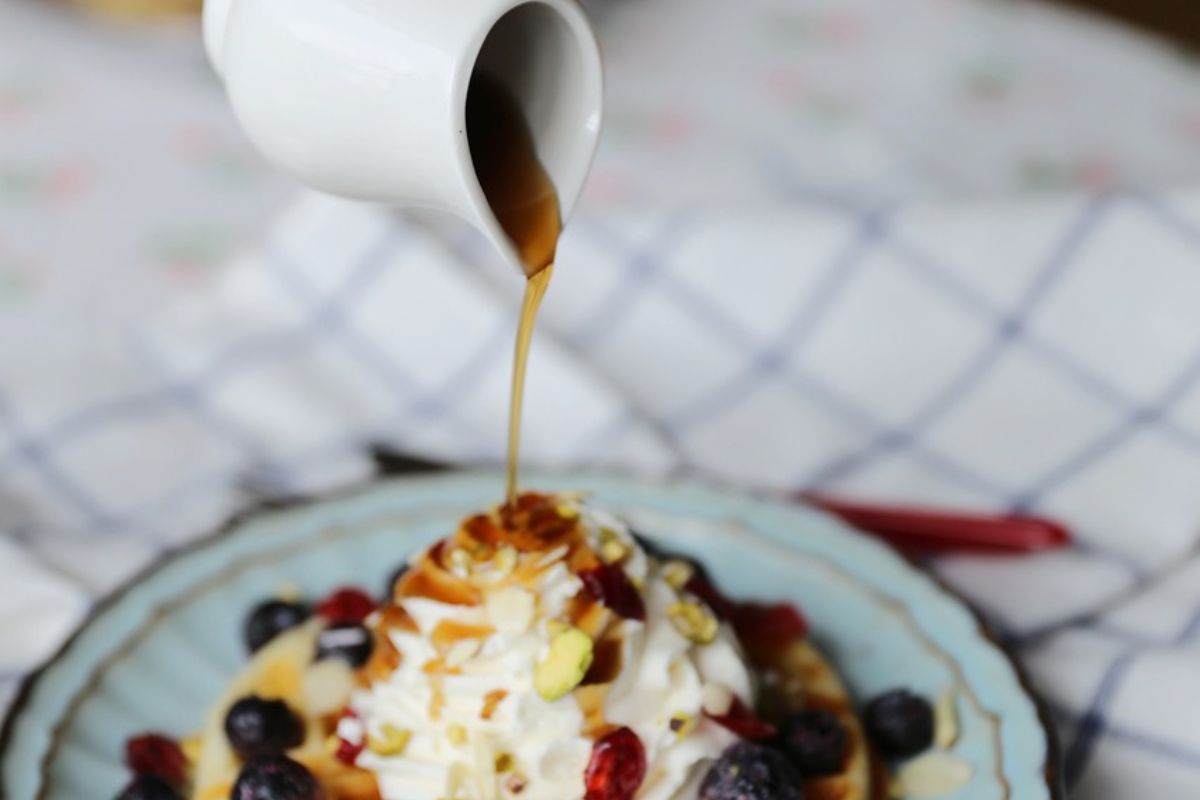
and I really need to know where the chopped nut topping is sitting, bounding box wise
[667,601,718,644]
[600,539,629,564]
[534,626,595,701]
[486,586,535,634]
[701,683,735,716]
[533,544,570,569]
[662,560,694,590]
[445,638,482,668]
[448,547,473,575]
[368,724,412,756]
[889,751,974,798]
[482,689,509,720]
[669,712,697,738]
[493,545,519,576]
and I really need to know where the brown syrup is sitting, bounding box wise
[466,73,562,506]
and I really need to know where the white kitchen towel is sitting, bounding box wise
[6,187,1200,794]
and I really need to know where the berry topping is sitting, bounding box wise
[115,774,182,800]
[245,600,311,653]
[316,623,374,667]
[315,587,376,624]
[777,709,848,776]
[706,696,777,740]
[231,755,323,800]
[332,709,364,766]
[700,741,802,800]
[731,602,808,665]
[224,696,306,760]
[334,736,364,766]
[124,733,186,787]
[579,563,646,621]
[864,689,934,758]
[584,726,647,800]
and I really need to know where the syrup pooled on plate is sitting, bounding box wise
[466,73,562,506]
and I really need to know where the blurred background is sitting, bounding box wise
[3,0,1200,795]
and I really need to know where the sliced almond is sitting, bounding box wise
[534,545,570,569]
[445,638,482,668]
[701,683,734,716]
[889,751,974,798]
[493,545,519,576]
[486,586,535,634]
[934,689,959,750]
[448,547,474,576]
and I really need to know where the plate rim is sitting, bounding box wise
[0,463,1065,799]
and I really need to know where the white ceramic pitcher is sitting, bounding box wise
[203,0,603,270]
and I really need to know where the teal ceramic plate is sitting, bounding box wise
[0,471,1062,799]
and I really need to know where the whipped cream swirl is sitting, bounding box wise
[345,500,753,800]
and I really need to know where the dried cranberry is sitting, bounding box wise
[707,696,776,740]
[334,737,363,766]
[579,564,646,622]
[684,575,736,620]
[584,727,646,800]
[731,602,807,644]
[125,733,186,787]
[315,587,376,624]
[333,710,364,766]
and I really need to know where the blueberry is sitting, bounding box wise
[231,755,322,800]
[700,741,802,800]
[224,696,306,760]
[116,775,182,800]
[245,600,311,653]
[777,709,848,776]
[863,689,933,758]
[315,623,373,668]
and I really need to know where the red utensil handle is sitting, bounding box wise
[800,493,1071,554]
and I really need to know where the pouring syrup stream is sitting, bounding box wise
[466,74,562,505]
